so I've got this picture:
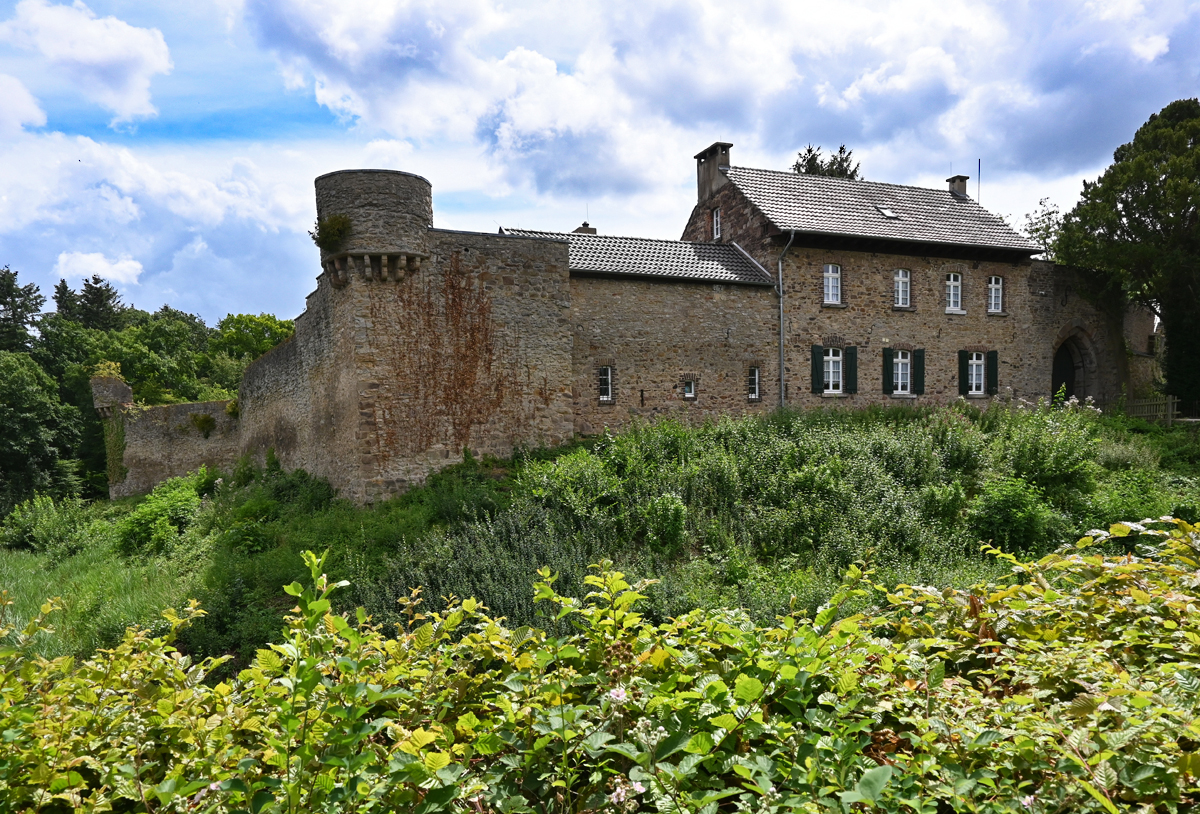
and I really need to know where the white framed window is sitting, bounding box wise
[894,269,910,308]
[823,347,842,393]
[747,366,760,400]
[682,379,696,398]
[987,276,1003,313]
[968,352,985,395]
[712,208,721,240]
[945,272,962,312]
[597,366,613,402]
[893,350,911,395]
[823,264,841,304]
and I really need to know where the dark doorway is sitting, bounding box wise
[1052,342,1076,398]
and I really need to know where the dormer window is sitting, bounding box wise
[712,208,722,240]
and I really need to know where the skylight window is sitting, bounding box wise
[876,205,900,219]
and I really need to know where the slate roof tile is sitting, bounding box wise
[724,167,1041,253]
[501,229,774,285]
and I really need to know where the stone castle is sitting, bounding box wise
[92,143,1157,502]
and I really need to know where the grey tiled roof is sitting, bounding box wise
[501,228,774,285]
[724,167,1041,253]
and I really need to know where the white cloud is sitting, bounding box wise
[1131,34,1169,61]
[0,74,45,136]
[54,251,144,284]
[0,0,172,124]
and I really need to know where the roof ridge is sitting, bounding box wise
[504,228,734,248]
[727,165,975,199]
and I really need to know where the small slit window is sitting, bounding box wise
[747,366,760,401]
[823,264,841,304]
[597,366,613,402]
[712,208,721,240]
[682,378,696,399]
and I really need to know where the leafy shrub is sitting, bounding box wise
[641,491,688,554]
[967,477,1058,554]
[116,471,204,555]
[0,494,88,560]
[989,399,1099,503]
[308,213,352,252]
[4,521,1200,813]
[1088,469,1174,527]
[1096,437,1160,471]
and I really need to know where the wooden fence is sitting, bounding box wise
[1125,395,1180,426]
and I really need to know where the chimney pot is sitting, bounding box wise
[572,221,597,234]
[946,174,970,197]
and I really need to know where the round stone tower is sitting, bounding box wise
[313,169,433,285]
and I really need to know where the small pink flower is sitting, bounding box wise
[632,781,646,794]
[608,687,628,703]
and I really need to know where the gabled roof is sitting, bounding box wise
[501,228,774,286]
[723,166,1041,254]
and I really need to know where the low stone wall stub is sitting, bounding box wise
[109,400,241,498]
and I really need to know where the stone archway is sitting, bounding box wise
[1052,323,1100,400]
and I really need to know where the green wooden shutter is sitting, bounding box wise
[913,349,925,395]
[986,350,999,396]
[844,346,858,394]
[882,347,894,394]
[958,350,969,396]
[811,345,823,394]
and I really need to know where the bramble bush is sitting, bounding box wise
[3,518,1200,813]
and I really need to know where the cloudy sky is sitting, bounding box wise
[0,0,1197,323]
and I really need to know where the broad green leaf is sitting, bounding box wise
[708,713,739,730]
[734,675,764,703]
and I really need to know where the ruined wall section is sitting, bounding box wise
[110,401,240,498]
[570,276,778,434]
[350,229,575,500]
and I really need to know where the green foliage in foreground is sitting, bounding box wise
[3,520,1200,813]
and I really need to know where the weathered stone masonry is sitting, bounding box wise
[98,146,1156,501]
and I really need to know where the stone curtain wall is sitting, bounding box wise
[351,229,575,500]
[110,401,240,498]
[239,274,364,495]
[569,276,778,435]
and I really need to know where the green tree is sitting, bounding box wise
[0,267,45,353]
[52,279,80,321]
[792,144,862,179]
[71,275,127,331]
[1059,99,1200,400]
[211,312,295,360]
[0,352,81,513]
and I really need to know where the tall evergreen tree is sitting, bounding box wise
[53,279,82,322]
[792,144,862,179]
[0,266,46,353]
[76,275,127,331]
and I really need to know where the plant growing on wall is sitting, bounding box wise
[190,412,217,439]
[308,214,352,253]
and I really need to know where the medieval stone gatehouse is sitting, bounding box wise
[93,143,1156,502]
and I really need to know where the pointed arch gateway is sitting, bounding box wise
[1051,321,1101,400]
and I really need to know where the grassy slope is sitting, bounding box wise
[2,402,1197,670]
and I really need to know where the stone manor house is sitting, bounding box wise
[92,143,1156,502]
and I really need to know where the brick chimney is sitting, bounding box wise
[572,221,597,234]
[947,174,970,197]
[695,142,733,202]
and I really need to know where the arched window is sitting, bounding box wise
[823,264,841,304]
[894,269,910,308]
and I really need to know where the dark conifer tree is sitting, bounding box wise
[76,275,127,331]
[53,279,82,322]
[0,266,46,352]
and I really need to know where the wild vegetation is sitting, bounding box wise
[2,398,1197,676]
